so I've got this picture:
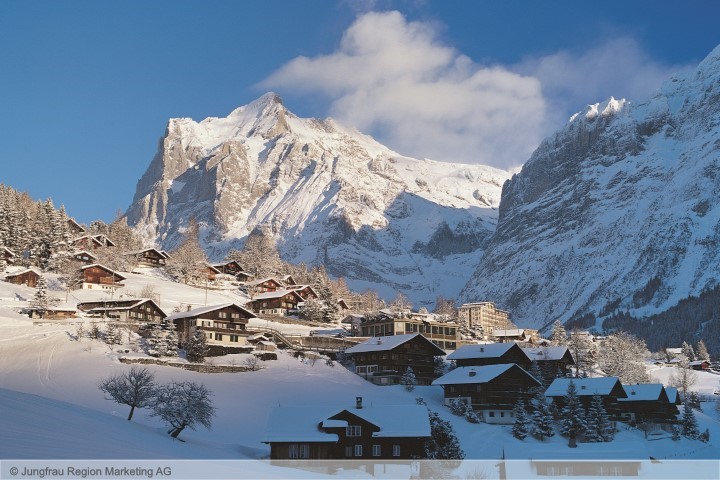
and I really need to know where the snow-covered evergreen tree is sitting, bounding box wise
[681,402,700,439]
[184,329,210,363]
[401,367,417,392]
[463,402,480,423]
[549,320,568,346]
[29,275,59,319]
[560,380,587,437]
[697,340,710,362]
[226,228,282,278]
[512,400,530,440]
[424,410,465,459]
[165,218,208,284]
[146,322,178,357]
[301,297,325,322]
[104,323,122,346]
[585,394,614,442]
[448,398,466,416]
[531,391,555,441]
[528,360,546,389]
[681,341,696,362]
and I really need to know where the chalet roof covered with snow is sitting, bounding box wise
[619,384,667,402]
[246,277,281,286]
[165,303,255,321]
[522,346,573,362]
[344,333,445,355]
[73,250,97,259]
[432,364,539,386]
[250,289,303,301]
[263,404,430,443]
[5,268,41,278]
[80,264,126,281]
[127,248,165,256]
[545,377,626,398]
[2,247,14,257]
[665,387,679,404]
[447,342,520,360]
[86,299,165,316]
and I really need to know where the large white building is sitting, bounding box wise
[457,302,513,339]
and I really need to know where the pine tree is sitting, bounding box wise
[424,410,464,459]
[697,340,710,362]
[681,341,696,362]
[560,381,587,437]
[184,329,210,363]
[549,320,568,346]
[463,402,480,423]
[512,400,530,440]
[104,323,122,346]
[531,392,555,441]
[29,275,59,319]
[681,402,700,439]
[585,394,614,442]
[147,322,178,357]
[528,360,547,389]
[401,367,417,392]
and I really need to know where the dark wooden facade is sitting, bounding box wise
[79,264,126,289]
[72,235,103,250]
[248,278,283,293]
[288,285,318,300]
[78,299,165,323]
[434,364,541,423]
[247,290,303,315]
[2,247,15,265]
[359,314,460,351]
[73,251,97,264]
[5,269,40,288]
[346,334,446,385]
[617,385,678,424]
[133,248,167,267]
[67,218,86,235]
[545,378,628,420]
[168,303,253,345]
[212,261,245,276]
[28,307,77,320]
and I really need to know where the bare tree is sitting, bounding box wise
[596,331,650,383]
[165,218,208,284]
[670,359,698,401]
[152,381,215,439]
[98,366,157,420]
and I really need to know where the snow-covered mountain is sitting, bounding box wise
[125,93,510,304]
[461,45,720,330]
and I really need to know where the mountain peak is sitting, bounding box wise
[569,96,627,123]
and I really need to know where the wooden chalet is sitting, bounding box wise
[76,264,126,290]
[246,289,304,315]
[166,303,255,346]
[129,248,168,267]
[77,298,166,323]
[359,311,460,351]
[92,234,116,247]
[522,346,575,377]
[71,235,103,250]
[246,277,283,294]
[433,364,541,424]
[212,260,246,277]
[72,250,97,264]
[545,377,628,420]
[617,384,678,424]
[664,387,681,410]
[447,342,531,369]
[5,268,41,288]
[67,218,86,235]
[337,299,349,310]
[492,328,529,343]
[263,398,430,460]
[287,284,319,300]
[2,247,15,266]
[344,333,446,385]
[690,360,711,370]
[280,274,297,286]
[28,306,77,320]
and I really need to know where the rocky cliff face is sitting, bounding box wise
[461,45,720,330]
[126,93,511,304]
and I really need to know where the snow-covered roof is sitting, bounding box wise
[447,342,519,360]
[2,246,14,257]
[689,360,709,366]
[665,387,679,404]
[86,299,165,316]
[522,346,572,362]
[73,250,97,259]
[545,377,624,397]
[251,289,303,301]
[433,364,536,386]
[619,384,665,402]
[165,303,255,321]
[492,328,525,337]
[127,248,164,256]
[5,268,41,278]
[246,277,281,286]
[665,348,683,355]
[79,264,126,281]
[263,403,430,443]
[344,333,444,355]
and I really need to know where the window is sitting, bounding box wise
[288,443,309,459]
[372,445,381,457]
[346,425,362,437]
[230,335,238,342]
[219,312,227,318]
[489,411,495,417]
[393,445,400,457]
[344,446,353,458]
[354,445,362,457]
[214,333,222,341]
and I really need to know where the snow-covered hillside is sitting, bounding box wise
[125,93,511,305]
[462,44,720,330]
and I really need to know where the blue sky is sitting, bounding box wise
[1,1,718,224]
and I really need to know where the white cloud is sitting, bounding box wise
[261,11,546,169]
[261,12,684,169]
[514,37,686,124]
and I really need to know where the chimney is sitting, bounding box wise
[356,397,363,409]
[469,371,476,377]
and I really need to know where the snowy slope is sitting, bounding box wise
[462,44,720,330]
[125,93,511,305]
